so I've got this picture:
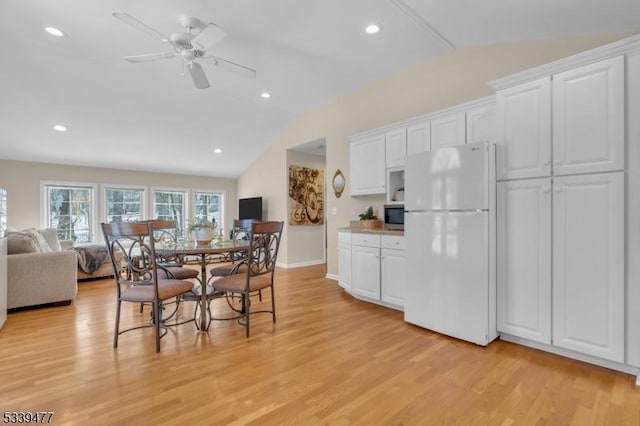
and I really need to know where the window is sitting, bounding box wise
[152,189,187,233]
[104,186,145,223]
[193,190,224,231]
[0,188,7,235]
[42,182,96,243]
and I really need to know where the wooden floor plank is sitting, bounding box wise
[1,264,639,425]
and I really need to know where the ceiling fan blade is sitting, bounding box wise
[112,11,172,44]
[204,55,257,79]
[123,52,176,63]
[188,62,210,89]
[190,23,227,51]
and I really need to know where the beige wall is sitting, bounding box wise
[238,32,634,276]
[0,159,237,240]
[286,149,326,267]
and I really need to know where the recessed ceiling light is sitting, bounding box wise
[53,124,67,132]
[365,23,382,35]
[45,27,65,37]
[260,92,271,99]
[213,148,222,154]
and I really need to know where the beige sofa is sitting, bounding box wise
[7,250,78,309]
[5,228,78,309]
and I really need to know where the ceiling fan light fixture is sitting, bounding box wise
[365,23,382,35]
[53,124,68,132]
[260,92,271,99]
[45,27,65,37]
[213,148,222,154]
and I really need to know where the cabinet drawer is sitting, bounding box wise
[338,231,352,244]
[381,235,405,250]
[352,233,381,248]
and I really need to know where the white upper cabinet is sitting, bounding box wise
[431,112,466,149]
[552,172,624,362]
[552,56,625,176]
[385,127,407,168]
[406,120,431,155]
[497,178,552,344]
[349,133,386,196]
[496,77,552,180]
[467,105,496,144]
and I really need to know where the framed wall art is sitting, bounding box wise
[288,165,324,225]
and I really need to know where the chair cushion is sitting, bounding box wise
[120,279,194,302]
[157,266,200,280]
[213,273,272,293]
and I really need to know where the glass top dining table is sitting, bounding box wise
[155,240,250,330]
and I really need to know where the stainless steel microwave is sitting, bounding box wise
[384,204,404,230]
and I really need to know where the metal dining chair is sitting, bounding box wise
[101,222,194,352]
[211,221,283,337]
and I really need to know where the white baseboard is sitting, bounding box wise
[500,333,640,379]
[326,273,338,281]
[277,259,325,269]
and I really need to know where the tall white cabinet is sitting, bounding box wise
[491,41,634,372]
[337,231,352,291]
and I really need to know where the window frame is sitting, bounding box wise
[102,184,148,224]
[150,186,190,234]
[40,180,98,244]
[192,188,225,234]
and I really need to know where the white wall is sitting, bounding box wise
[238,32,635,274]
[0,159,237,239]
[285,149,326,267]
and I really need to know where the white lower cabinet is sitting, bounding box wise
[380,235,406,307]
[337,231,352,291]
[347,233,404,310]
[352,234,381,300]
[552,172,624,362]
[497,178,552,344]
[497,172,625,362]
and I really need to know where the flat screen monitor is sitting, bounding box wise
[239,197,263,220]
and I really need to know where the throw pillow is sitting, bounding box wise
[6,234,39,254]
[4,228,52,253]
[38,228,62,251]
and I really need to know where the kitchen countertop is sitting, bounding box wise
[338,226,404,236]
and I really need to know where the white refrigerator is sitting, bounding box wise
[404,141,497,346]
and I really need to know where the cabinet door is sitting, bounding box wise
[352,245,380,300]
[385,127,407,168]
[467,105,496,144]
[497,179,551,344]
[552,172,624,362]
[338,243,352,291]
[350,133,386,196]
[381,248,405,307]
[431,112,466,150]
[407,120,431,155]
[496,77,551,180]
[553,56,624,176]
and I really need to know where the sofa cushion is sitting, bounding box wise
[5,228,52,252]
[6,234,39,254]
[38,228,62,251]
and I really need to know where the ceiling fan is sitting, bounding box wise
[112,12,256,89]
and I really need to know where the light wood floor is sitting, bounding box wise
[1,264,639,425]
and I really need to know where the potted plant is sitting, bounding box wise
[187,217,216,245]
[358,206,383,229]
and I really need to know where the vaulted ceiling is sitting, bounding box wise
[1,0,638,178]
